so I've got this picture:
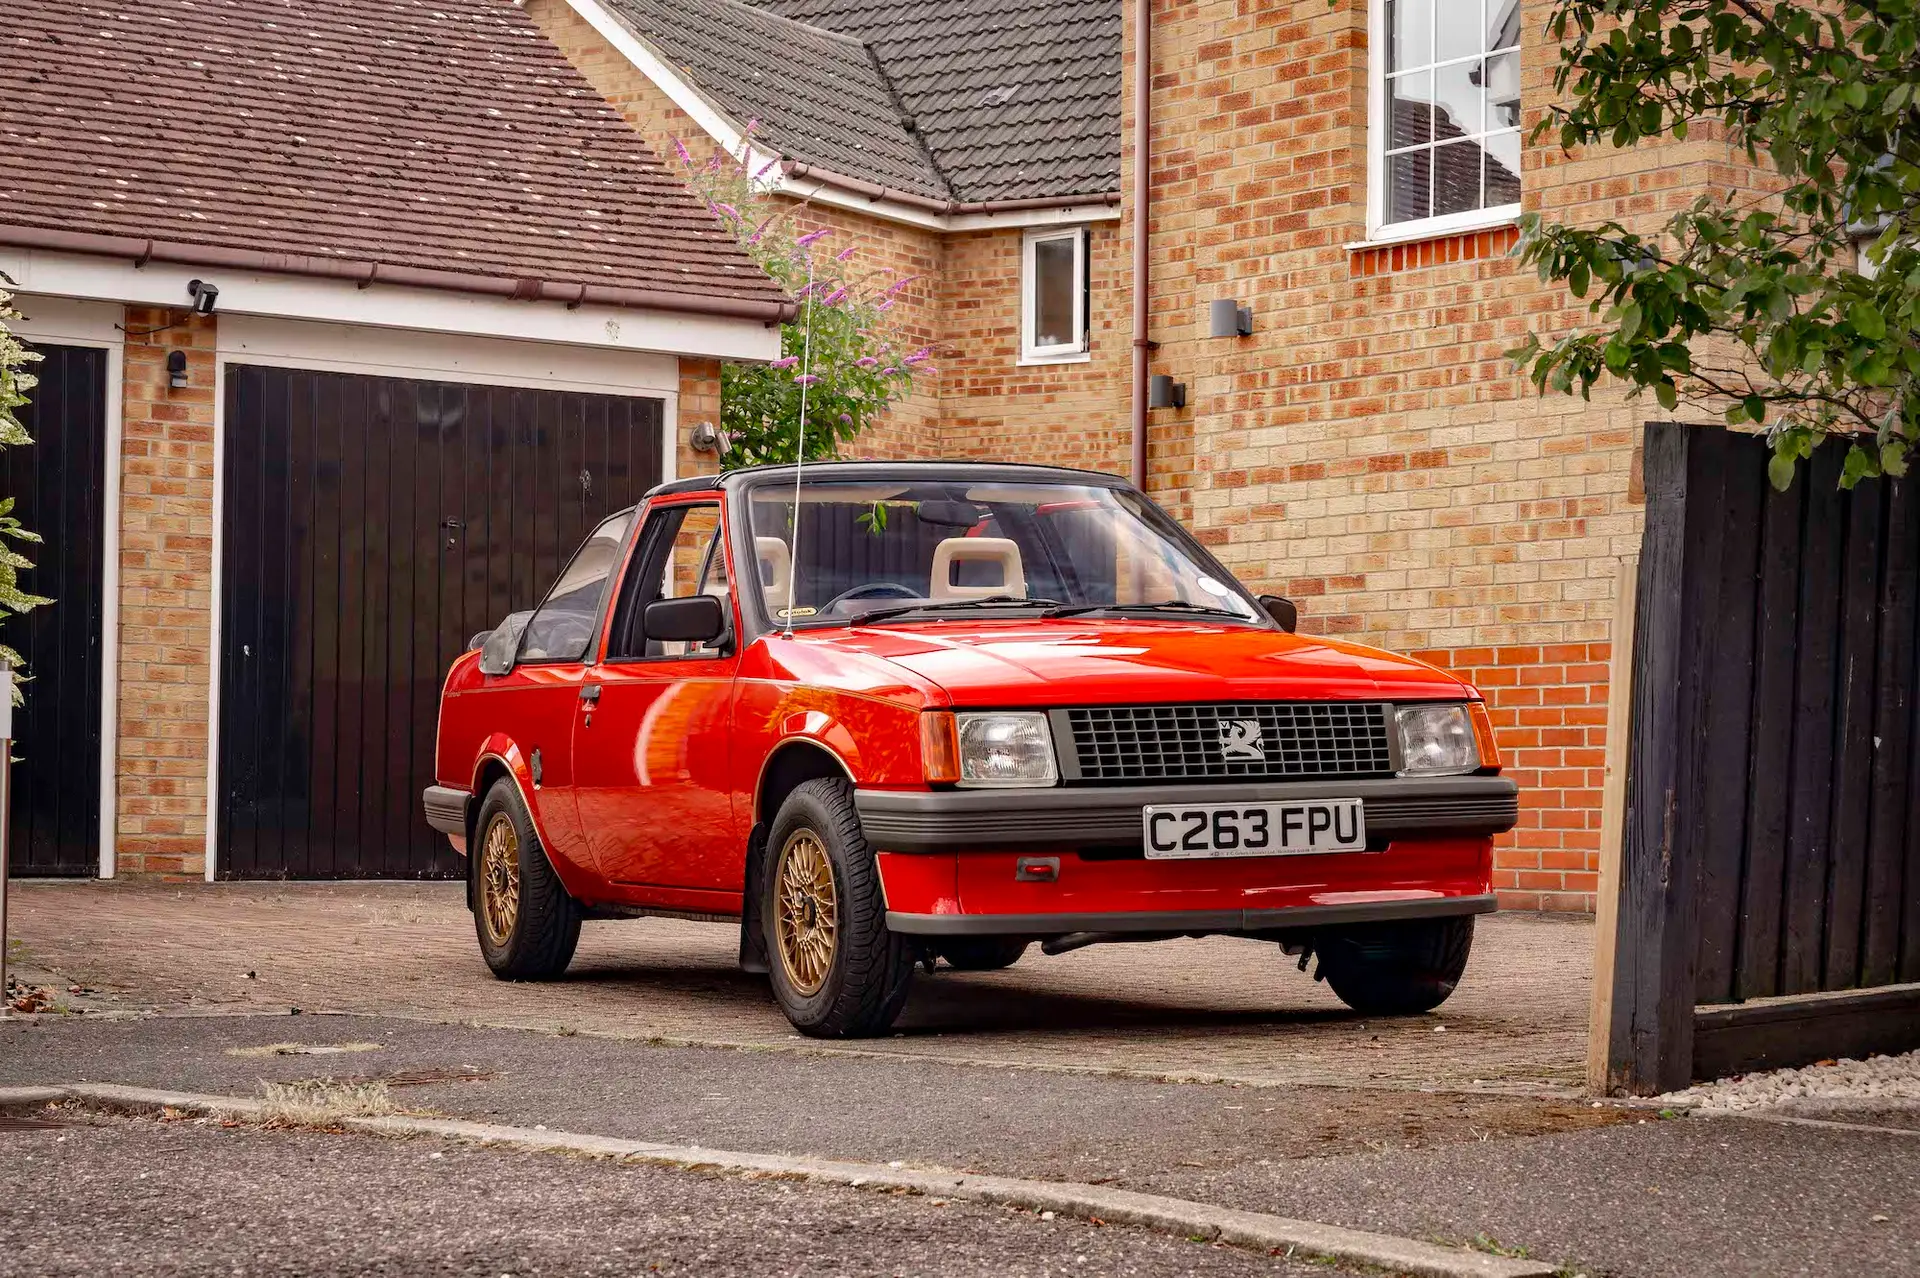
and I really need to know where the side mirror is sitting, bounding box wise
[477,611,533,676]
[1259,594,1299,633]
[644,594,727,645]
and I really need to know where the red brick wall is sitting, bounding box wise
[116,306,217,877]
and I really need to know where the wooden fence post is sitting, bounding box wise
[1587,555,1637,1095]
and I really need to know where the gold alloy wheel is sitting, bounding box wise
[774,828,838,996]
[479,812,521,948]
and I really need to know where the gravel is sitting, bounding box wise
[1659,1049,1920,1113]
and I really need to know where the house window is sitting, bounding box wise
[1371,0,1522,238]
[1021,227,1089,363]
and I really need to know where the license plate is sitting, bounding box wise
[1143,799,1366,859]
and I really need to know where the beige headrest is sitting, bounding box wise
[754,536,792,602]
[930,536,1025,600]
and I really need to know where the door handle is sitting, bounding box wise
[579,684,601,703]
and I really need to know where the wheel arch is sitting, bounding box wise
[739,738,859,975]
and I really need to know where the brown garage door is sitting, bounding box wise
[216,365,664,878]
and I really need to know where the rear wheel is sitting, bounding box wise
[472,778,581,981]
[763,777,915,1037]
[937,938,1030,971]
[1316,915,1474,1016]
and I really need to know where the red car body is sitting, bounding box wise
[425,462,1516,1026]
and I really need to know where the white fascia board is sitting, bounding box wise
[562,0,781,182]
[0,247,781,364]
[774,175,1122,233]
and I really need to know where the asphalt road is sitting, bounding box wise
[6,1012,1918,1276]
[0,1111,1327,1278]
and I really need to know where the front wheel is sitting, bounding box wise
[471,778,582,981]
[762,777,915,1037]
[1315,915,1474,1016]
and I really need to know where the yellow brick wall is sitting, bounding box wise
[116,306,217,877]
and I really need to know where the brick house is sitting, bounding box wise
[0,0,788,880]
[542,0,1761,913]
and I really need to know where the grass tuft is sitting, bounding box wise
[250,1080,398,1129]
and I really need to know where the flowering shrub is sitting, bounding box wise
[675,135,930,465]
[0,282,47,701]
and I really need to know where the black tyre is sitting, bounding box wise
[471,778,582,981]
[762,777,915,1037]
[1316,915,1474,1015]
[937,938,1030,971]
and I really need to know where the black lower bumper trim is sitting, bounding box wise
[856,776,1519,852]
[887,892,1498,936]
[422,785,471,836]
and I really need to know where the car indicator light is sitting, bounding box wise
[920,711,960,784]
[1469,701,1500,772]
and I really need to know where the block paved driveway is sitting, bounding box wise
[8,880,1590,1094]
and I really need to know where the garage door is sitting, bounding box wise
[216,365,664,878]
[3,343,108,877]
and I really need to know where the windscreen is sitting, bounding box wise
[743,480,1264,627]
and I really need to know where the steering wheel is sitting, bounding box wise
[823,581,922,614]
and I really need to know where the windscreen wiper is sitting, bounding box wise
[851,595,1064,625]
[1042,599,1255,620]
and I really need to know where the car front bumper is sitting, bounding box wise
[854,775,1519,853]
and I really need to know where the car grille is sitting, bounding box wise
[1061,703,1394,784]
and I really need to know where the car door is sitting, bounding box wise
[490,509,635,866]
[571,498,743,903]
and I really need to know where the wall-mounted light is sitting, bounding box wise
[1208,298,1253,338]
[187,278,220,316]
[166,350,189,389]
[689,421,727,454]
[1147,374,1185,410]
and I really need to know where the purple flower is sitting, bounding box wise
[876,298,895,312]
[672,137,693,166]
[905,348,932,365]
[839,413,853,426]
[796,227,832,247]
[885,274,920,296]
[769,355,799,369]
[754,156,782,179]
[746,116,762,133]
[879,366,899,377]
[835,245,857,261]
[711,201,740,220]
[795,373,820,387]
[855,356,878,368]
[706,153,723,172]
[823,287,848,306]
[915,365,937,375]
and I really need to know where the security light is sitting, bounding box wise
[166,350,189,389]
[187,278,220,316]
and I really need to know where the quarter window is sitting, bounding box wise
[517,511,633,663]
[1373,0,1522,236]
[1021,227,1089,362]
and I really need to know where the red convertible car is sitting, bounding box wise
[425,463,1516,1037]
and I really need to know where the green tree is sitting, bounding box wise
[0,281,47,701]
[1509,0,1920,488]
[674,136,929,466]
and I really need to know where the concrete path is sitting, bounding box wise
[6,880,1592,1093]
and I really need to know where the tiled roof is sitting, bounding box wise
[0,0,789,317]
[761,0,1121,203]
[598,0,948,201]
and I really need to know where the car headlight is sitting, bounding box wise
[955,711,1059,788]
[1396,704,1479,775]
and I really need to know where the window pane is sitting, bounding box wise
[1432,138,1482,215]
[1031,236,1078,350]
[1388,72,1434,147]
[1433,57,1484,139]
[1387,0,1432,73]
[1486,52,1520,129]
[1387,149,1432,224]
[1434,0,1480,64]
[519,512,632,663]
[1484,130,1521,205]
[1487,0,1520,49]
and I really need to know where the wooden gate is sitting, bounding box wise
[1593,422,1920,1093]
[216,365,663,878]
[3,342,107,877]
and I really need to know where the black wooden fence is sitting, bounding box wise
[1597,422,1920,1094]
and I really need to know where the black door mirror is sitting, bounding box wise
[1259,594,1299,633]
[644,594,728,645]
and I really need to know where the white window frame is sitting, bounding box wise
[1365,0,1524,243]
[1019,226,1090,365]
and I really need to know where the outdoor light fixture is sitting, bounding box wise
[1209,298,1254,338]
[1147,374,1185,410]
[166,350,189,389]
[187,278,220,316]
[689,420,725,454]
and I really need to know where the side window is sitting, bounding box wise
[518,511,633,663]
[607,502,729,660]
[1021,226,1089,363]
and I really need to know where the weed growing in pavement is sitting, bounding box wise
[251,1080,398,1129]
